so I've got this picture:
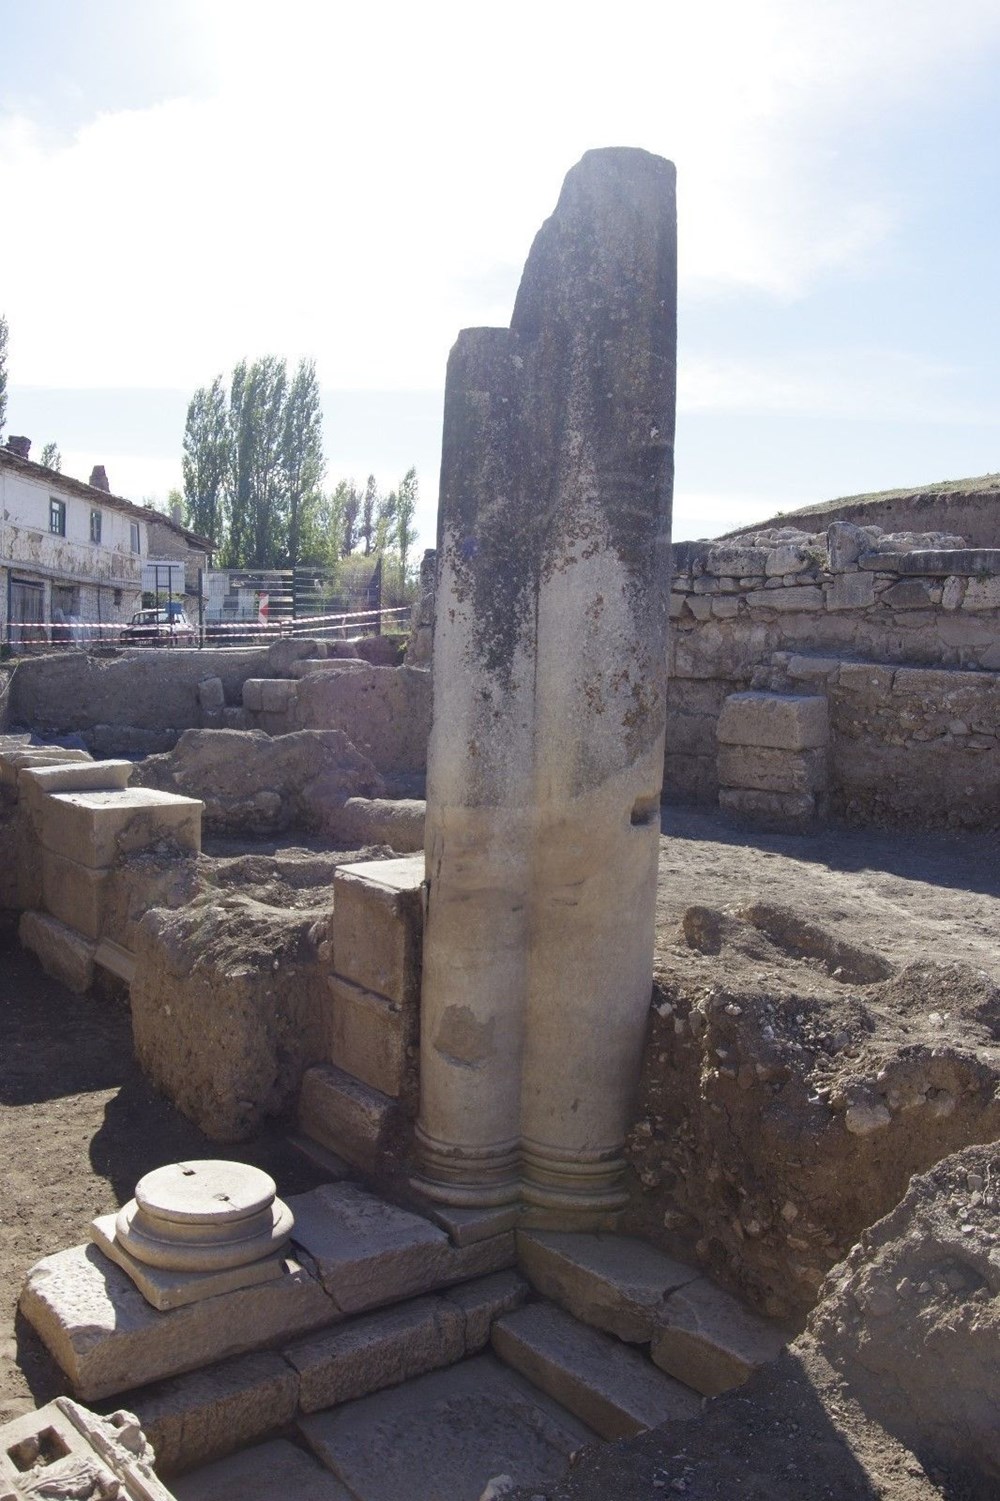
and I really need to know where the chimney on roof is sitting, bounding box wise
[6,436,31,460]
[89,465,110,493]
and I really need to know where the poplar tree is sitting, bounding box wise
[282,359,324,567]
[182,375,228,543]
[0,315,7,439]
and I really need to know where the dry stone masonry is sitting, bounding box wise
[415,147,677,1225]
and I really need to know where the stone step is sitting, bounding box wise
[126,1273,528,1477]
[20,1184,515,1403]
[298,1063,399,1175]
[517,1230,786,1396]
[289,658,367,677]
[492,1300,702,1440]
[297,1354,595,1501]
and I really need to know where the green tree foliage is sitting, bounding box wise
[182,375,228,544]
[180,361,421,586]
[40,441,62,472]
[282,359,324,567]
[0,314,7,439]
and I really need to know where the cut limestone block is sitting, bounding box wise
[427,1202,520,1249]
[716,692,828,751]
[127,1351,299,1477]
[173,1439,352,1501]
[90,1214,288,1313]
[285,1293,465,1413]
[298,1063,399,1175]
[38,787,203,868]
[20,758,133,796]
[716,745,827,795]
[286,1183,515,1315]
[0,1397,173,1501]
[442,1271,530,1353]
[0,747,92,791]
[325,974,412,1099]
[18,910,95,993]
[42,850,109,940]
[718,787,819,835]
[492,1301,702,1440]
[331,796,426,854]
[19,1243,336,1401]
[298,1355,594,1501]
[331,856,423,1004]
[650,1277,787,1396]
[289,658,367,677]
[516,1231,700,1343]
[94,937,137,984]
[259,677,298,712]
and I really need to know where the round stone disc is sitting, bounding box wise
[134,1160,276,1226]
[115,1198,295,1272]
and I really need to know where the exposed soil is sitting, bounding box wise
[1,810,998,1496]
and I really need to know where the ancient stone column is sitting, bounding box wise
[415,148,676,1225]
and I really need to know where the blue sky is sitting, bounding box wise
[2,0,999,547]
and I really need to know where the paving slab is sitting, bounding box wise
[19,1242,336,1401]
[286,1183,515,1315]
[516,1231,699,1342]
[286,1293,464,1413]
[442,1271,530,1352]
[425,1201,520,1248]
[173,1439,353,1501]
[493,1301,701,1440]
[128,1351,299,1476]
[298,1354,594,1501]
[650,1276,787,1396]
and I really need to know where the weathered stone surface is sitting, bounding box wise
[42,850,109,939]
[133,729,380,838]
[716,692,828,751]
[744,585,824,612]
[285,1294,465,1413]
[703,546,768,577]
[298,1356,593,1501]
[173,1439,352,1501]
[717,745,827,795]
[963,574,1000,609]
[286,1183,448,1312]
[196,676,226,712]
[426,1203,520,1249]
[0,1397,173,1501]
[19,758,133,802]
[291,664,432,775]
[418,148,677,1222]
[325,975,411,1099]
[650,1277,786,1396]
[442,1270,530,1352]
[331,856,423,1005]
[493,1301,701,1439]
[18,909,95,992]
[39,787,203,868]
[259,677,297,711]
[298,1064,399,1174]
[860,547,1000,574]
[129,1351,299,1476]
[90,1214,288,1312]
[330,796,425,853]
[826,520,868,571]
[516,1231,699,1343]
[825,571,875,610]
[882,579,935,610]
[19,1243,335,1401]
[0,746,91,789]
[719,788,818,834]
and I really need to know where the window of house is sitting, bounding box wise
[130,521,141,553]
[49,498,67,536]
[90,508,103,544]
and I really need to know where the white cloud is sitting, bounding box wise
[3,0,999,396]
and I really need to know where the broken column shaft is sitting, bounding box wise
[415,147,677,1225]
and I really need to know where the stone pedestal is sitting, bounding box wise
[415,148,677,1225]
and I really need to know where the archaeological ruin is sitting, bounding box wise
[1,148,998,1501]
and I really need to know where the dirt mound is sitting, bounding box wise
[133,727,382,836]
[627,901,1000,1319]
[809,1142,1000,1496]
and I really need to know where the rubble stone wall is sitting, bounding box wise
[666,522,1000,827]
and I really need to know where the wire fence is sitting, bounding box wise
[2,604,412,654]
